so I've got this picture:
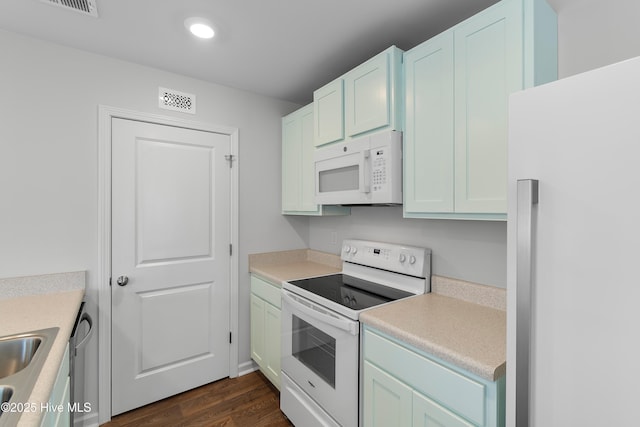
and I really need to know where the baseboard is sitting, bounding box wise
[238,360,259,376]
[74,412,99,427]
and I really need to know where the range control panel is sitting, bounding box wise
[341,239,431,278]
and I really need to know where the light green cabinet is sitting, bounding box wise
[282,104,349,216]
[250,275,282,389]
[362,327,505,427]
[344,46,403,138]
[363,360,413,427]
[41,344,70,427]
[404,0,557,220]
[364,360,474,427]
[313,80,344,146]
[313,46,403,147]
[413,391,474,427]
[404,30,455,215]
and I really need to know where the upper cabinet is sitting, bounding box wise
[314,46,403,147]
[283,0,557,220]
[404,31,455,215]
[404,0,557,220]
[282,104,350,216]
[313,80,344,146]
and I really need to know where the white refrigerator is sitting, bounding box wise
[507,56,640,426]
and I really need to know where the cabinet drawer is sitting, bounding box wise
[364,328,485,425]
[250,275,281,308]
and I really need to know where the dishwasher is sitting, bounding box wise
[69,301,93,425]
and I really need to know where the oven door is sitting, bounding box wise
[281,289,359,427]
[314,139,371,205]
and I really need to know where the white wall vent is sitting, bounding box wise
[158,87,197,114]
[40,0,99,17]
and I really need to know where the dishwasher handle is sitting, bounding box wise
[74,311,94,356]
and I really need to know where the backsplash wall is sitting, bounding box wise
[308,206,507,288]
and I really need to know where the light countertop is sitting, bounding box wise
[249,249,342,285]
[248,249,506,382]
[0,272,85,427]
[360,293,506,381]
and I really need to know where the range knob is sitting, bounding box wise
[399,254,406,263]
[344,245,351,254]
[409,255,416,264]
[351,247,358,254]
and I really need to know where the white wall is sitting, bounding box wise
[554,0,640,79]
[0,29,308,422]
[309,207,507,287]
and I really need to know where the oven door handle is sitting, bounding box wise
[282,290,359,336]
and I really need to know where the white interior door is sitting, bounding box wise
[111,117,231,415]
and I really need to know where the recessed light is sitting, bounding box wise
[184,17,215,39]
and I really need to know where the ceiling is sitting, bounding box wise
[0,0,549,105]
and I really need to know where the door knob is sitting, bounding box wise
[116,275,129,286]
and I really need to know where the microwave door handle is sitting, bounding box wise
[282,290,358,335]
[360,149,371,194]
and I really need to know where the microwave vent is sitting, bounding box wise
[40,0,99,17]
[158,87,197,114]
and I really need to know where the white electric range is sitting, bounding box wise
[280,239,431,427]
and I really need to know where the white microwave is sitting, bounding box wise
[314,130,402,205]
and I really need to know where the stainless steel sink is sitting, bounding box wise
[0,336,42,379]
[0,328,59,426]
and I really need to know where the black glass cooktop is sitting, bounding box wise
[287,274,414,311]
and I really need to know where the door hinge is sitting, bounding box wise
[229,243,233,256]
[224,154,235,168]
[109,277,112,287]
[229,332,232,344]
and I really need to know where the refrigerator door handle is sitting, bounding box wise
[516,179,538,427]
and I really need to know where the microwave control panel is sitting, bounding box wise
[371,149,387,192]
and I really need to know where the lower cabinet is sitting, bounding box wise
[363,360,412,426]
[362,327,505,427]
[250,275,281,389]
[41,344,70,427]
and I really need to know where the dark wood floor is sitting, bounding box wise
[102,371,293,427]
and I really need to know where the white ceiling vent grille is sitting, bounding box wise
[40,0,99,17]
[158,87,197,115]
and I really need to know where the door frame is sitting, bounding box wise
[97,105,239,424]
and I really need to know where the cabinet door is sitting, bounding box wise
[41,344,69,427]
[314,79,344,146]
[250,294,265,368]
[413,391,474,427]
[299,107,318,211]
[454,0,522,214]
[264,302,282,389]
[404,31,455,214]
[345,51,390,137]
[363,361,412,427]
[282,104,318,213]
[282,112,303,212]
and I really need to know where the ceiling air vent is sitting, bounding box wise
[158,87,197,115]
[40,0,99,17]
